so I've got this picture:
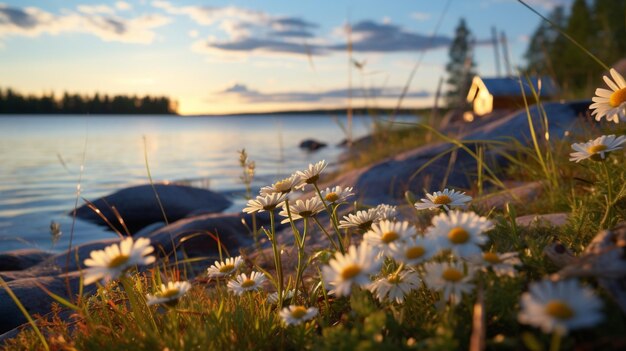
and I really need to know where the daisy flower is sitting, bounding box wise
[389,236,437,266]
[368,270,421,304]
[363,220,416,257]
[267,289,295,304]
[83,237,156,285]
[423,262,475,305]
[279,305,318,326]
[243,193,287,214]
[321,185,354,203]
[590,68,626,123]
[260,174,302,195]
[518,279,603,335]
[414,188,472,211]
[278,196,325,223]
[467,251,521,277]
[426,210,492,259]
[146,281,191,307]
[322,243,381,297]
[206,256,244,278]
[569,134,626,162]
[227,271,267,296]
[338,208,381,231]
[374,204,397,220]
[295,160,327,189]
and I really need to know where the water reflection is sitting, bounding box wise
[0,114,419,252]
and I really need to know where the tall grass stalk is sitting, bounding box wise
[65,134,88,301]
[0,277,49,351]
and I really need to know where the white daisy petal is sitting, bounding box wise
[82,237,155,285]
[518,279,603,335]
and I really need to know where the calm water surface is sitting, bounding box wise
[0,114,418,253]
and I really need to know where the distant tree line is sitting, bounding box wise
[524,0,626,96]
[0,88,178,114]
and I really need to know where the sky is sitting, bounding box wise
[0,0,571,115]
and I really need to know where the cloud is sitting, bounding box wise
[215,83,431,103]
[77,4,115,15]
[115,1,132,11]
[332,20,451,52]
[155,1,448,57]
[0,4,170,44]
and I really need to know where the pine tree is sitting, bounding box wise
[558,0,594,94]
[445,18,476,109]
[524,6,566,77]
[592,0,626,65]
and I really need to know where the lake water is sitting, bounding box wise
[0,114,418,253]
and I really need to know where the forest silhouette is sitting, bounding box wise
[0,88,177,114]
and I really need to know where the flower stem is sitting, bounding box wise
[549,331,562,351]
[313,183,345,254]
[269,210,284,308]
[293,218,308,302]
[312,216,340,251]
[600,161,614,229]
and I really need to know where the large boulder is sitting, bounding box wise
[333,101,591,205]
[0,271,92,334]
[299,139,327,151]
[71,184,232,233]
[0,212,263,335]
[137,212,258,258]
[0,249,54,271]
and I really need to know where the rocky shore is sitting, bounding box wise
[0,101,598,338]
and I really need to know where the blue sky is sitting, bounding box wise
[0,0,570,114]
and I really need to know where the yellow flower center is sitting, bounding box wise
[483,252,501,264]
[545,300,575,320]
[290,306,308,319]
[448,227,470,244]
[381,231,400,244]
[387,274,402,284]
[358,221,373,231]
[274,179,292,193]
[406,246,425,259]
[108,254,130,268]
[442,268,464,282]
[433,195,452,205]
[241,279,256,289]
[262,204,277,211]
[219,264,235,273]
[161,288,180,298]
[341,264,362,280]
[609,87,626,107]
[305,175,319,184]
[325,192,340,202]
[587,144,608,155]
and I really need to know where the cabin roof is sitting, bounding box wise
[467,76,559,101]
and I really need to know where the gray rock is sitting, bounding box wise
[133,222,166,237]
[71,184,232,233]
[333,101,590,205]
[299,139,327,151]
[0,249,54,271]
[473,182,543,211]
[0,212,261,335]
[140,212,256,258]
[516,213,569,227]
[0,271,93,334]
[0,238,120,281]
